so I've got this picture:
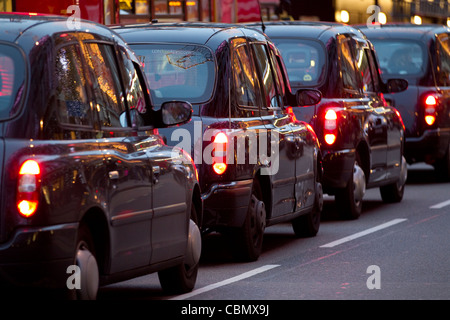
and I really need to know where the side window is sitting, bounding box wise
[55,44,93,127]
[268,45,286,99]
[437,33,450,86]
[231,38,259,108]
[117,46,148,127]
[338,36,360,96]
[252,43,283,109]
[367,49,381,92]
[354,46,375,93]
[83,42,127,128]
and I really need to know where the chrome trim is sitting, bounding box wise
[153,202,187,217]
[201,180,252,201]
[110,209,153,226]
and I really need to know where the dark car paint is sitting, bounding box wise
[0,15,201,297]
[255,21,408,218]
[114,23,324,261]
[359,24,450,177]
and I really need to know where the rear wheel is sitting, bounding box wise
[66,223,99,300]
[158,203,201,294]
[434,142,450,182]
[292,181,323,237]
[231,179,266,262]
[380,156,407,203]
[335,155,366,220]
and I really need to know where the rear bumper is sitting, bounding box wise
[0,223,78,288]
[405,128,450,164]
[201,179,253,229]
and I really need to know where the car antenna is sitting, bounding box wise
[257,0,266,33]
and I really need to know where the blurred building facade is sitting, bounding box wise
[334,0,450,25]
[1,0,449,26]
[118,0,450,25]
[118,0,281,24]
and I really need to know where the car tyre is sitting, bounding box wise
[335,154,365,220]
[292,181,323,237]
[380,156,407,203]
[66,223,99,300]
[232,179,266,262]
[158,203,201,294]
[434,142,450,182]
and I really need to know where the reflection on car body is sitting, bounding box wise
[114,22,324,262]
[0,14,202,300]
[256,21,408,220]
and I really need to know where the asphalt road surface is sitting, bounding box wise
[99,163,450,302]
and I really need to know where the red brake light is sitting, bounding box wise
[17,160,40,218]
[324,134,337,145]
[425,115,435,126]
[214,132,228,144]
[324,109,338,145]
[424,94,437,126]
[425,95,437,106]
[213,132,228,175]
[19,160,40,175]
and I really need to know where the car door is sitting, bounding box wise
[352,39,388,182]
[250,41,297,217]
[347,39,387,182]
[268,44,317,210]
[83,41,153,274]
[366,47,403,178]
[116,45,190,264]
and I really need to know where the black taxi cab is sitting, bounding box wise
[360,23,450,181]
[0,14,202,299]
[114,22,324,261]
[256,21,408,219]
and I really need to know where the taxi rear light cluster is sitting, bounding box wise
[212,132,228,175]
[424,94,437,126]
[17,159,41,218]
[324,109,338,145]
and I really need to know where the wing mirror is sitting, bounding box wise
[119,101,193,128]
[296,89,322,106]
[161,101,193,126]
[385,78,408,93]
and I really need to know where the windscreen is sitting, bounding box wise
[271,38,326,87]
[370,39,426,78]
[130,43,215,107]
[0,44,25,120]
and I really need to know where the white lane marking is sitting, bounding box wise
[430,199,450,209]
[320,218,408,248]
[170,264,280,300]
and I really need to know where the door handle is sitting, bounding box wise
[152,166,160,184]
[295,137,304,156]
[109,170,119,180]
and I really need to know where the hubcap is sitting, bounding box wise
[353,163,366,204]
[316,182,324,212]
[398,156,408,189]
[250,195,266,245]
[76,245,99,300]
[185,219,202,268]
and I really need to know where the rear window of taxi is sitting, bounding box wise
[271,38,327,87]
[370,39,426,78]
[130,43,216,107]
[0,43,25,120]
